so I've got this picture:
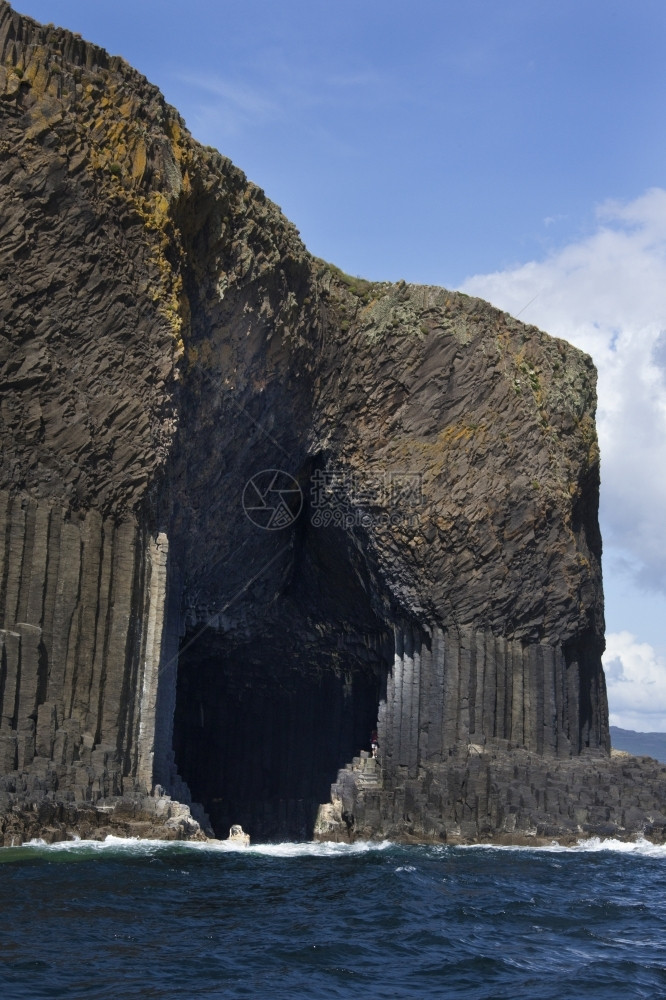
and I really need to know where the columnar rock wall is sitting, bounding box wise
[0,488,168,802]
[379,626,608,777]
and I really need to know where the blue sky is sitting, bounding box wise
[15,1,666,729]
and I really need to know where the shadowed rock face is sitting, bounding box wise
[2,1,648,848]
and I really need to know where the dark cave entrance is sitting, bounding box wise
[173,634,389,841]
[170,470,396,841]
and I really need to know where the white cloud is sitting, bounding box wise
[461,187,666,595]
[179,75,281,118]
[176,74,284,137]
[176,63,390,141]
[604,632,666,731]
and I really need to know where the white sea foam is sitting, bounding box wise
[236,839,393,857]
[13,835,393,858]
[9,834,666,859]
[460,836,666,857]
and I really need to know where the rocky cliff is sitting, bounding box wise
[1,2,664,846]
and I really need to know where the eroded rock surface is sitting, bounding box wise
[0,2,660,845]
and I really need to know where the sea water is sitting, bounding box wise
[0,836,665,999]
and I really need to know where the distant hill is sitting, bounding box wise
[610,726,666,764]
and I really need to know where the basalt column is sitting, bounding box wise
[378,625,608,770]
[0,489,178,803]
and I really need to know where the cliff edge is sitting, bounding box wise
[1,2,664,846]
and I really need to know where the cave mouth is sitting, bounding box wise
[172,632,390,841]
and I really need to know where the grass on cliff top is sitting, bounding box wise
[314,258,387,304]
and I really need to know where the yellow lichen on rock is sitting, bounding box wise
[132,139,147,182]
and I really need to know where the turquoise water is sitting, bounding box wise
[1,836,665,999]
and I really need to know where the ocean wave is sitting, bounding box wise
[240,839,394,857]
[6,833,666,860]
[460,836,666,857]
[9,835,394,858]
